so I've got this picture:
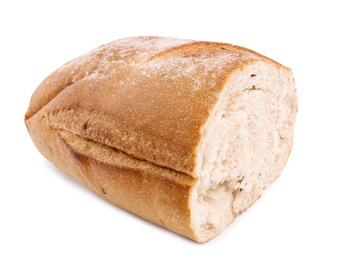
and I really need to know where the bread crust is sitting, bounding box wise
[25,37,296,242]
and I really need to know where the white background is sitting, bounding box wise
[1,0,337,259]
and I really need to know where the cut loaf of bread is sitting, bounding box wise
[25,37,297,242]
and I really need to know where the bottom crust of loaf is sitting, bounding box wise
[26,110,281,243]
[27,114,201,240]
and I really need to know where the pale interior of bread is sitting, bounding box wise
[191,62,297,242]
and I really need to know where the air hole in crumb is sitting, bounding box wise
[220,47,226,50]
[251,74,256,77]
[248,85,261,90]
[201,222,214,231]
[203,195,213,203]
[101,188,106,195]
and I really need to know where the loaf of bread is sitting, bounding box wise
[25,36,297,242]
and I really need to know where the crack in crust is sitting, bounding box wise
[46,108,195,174]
